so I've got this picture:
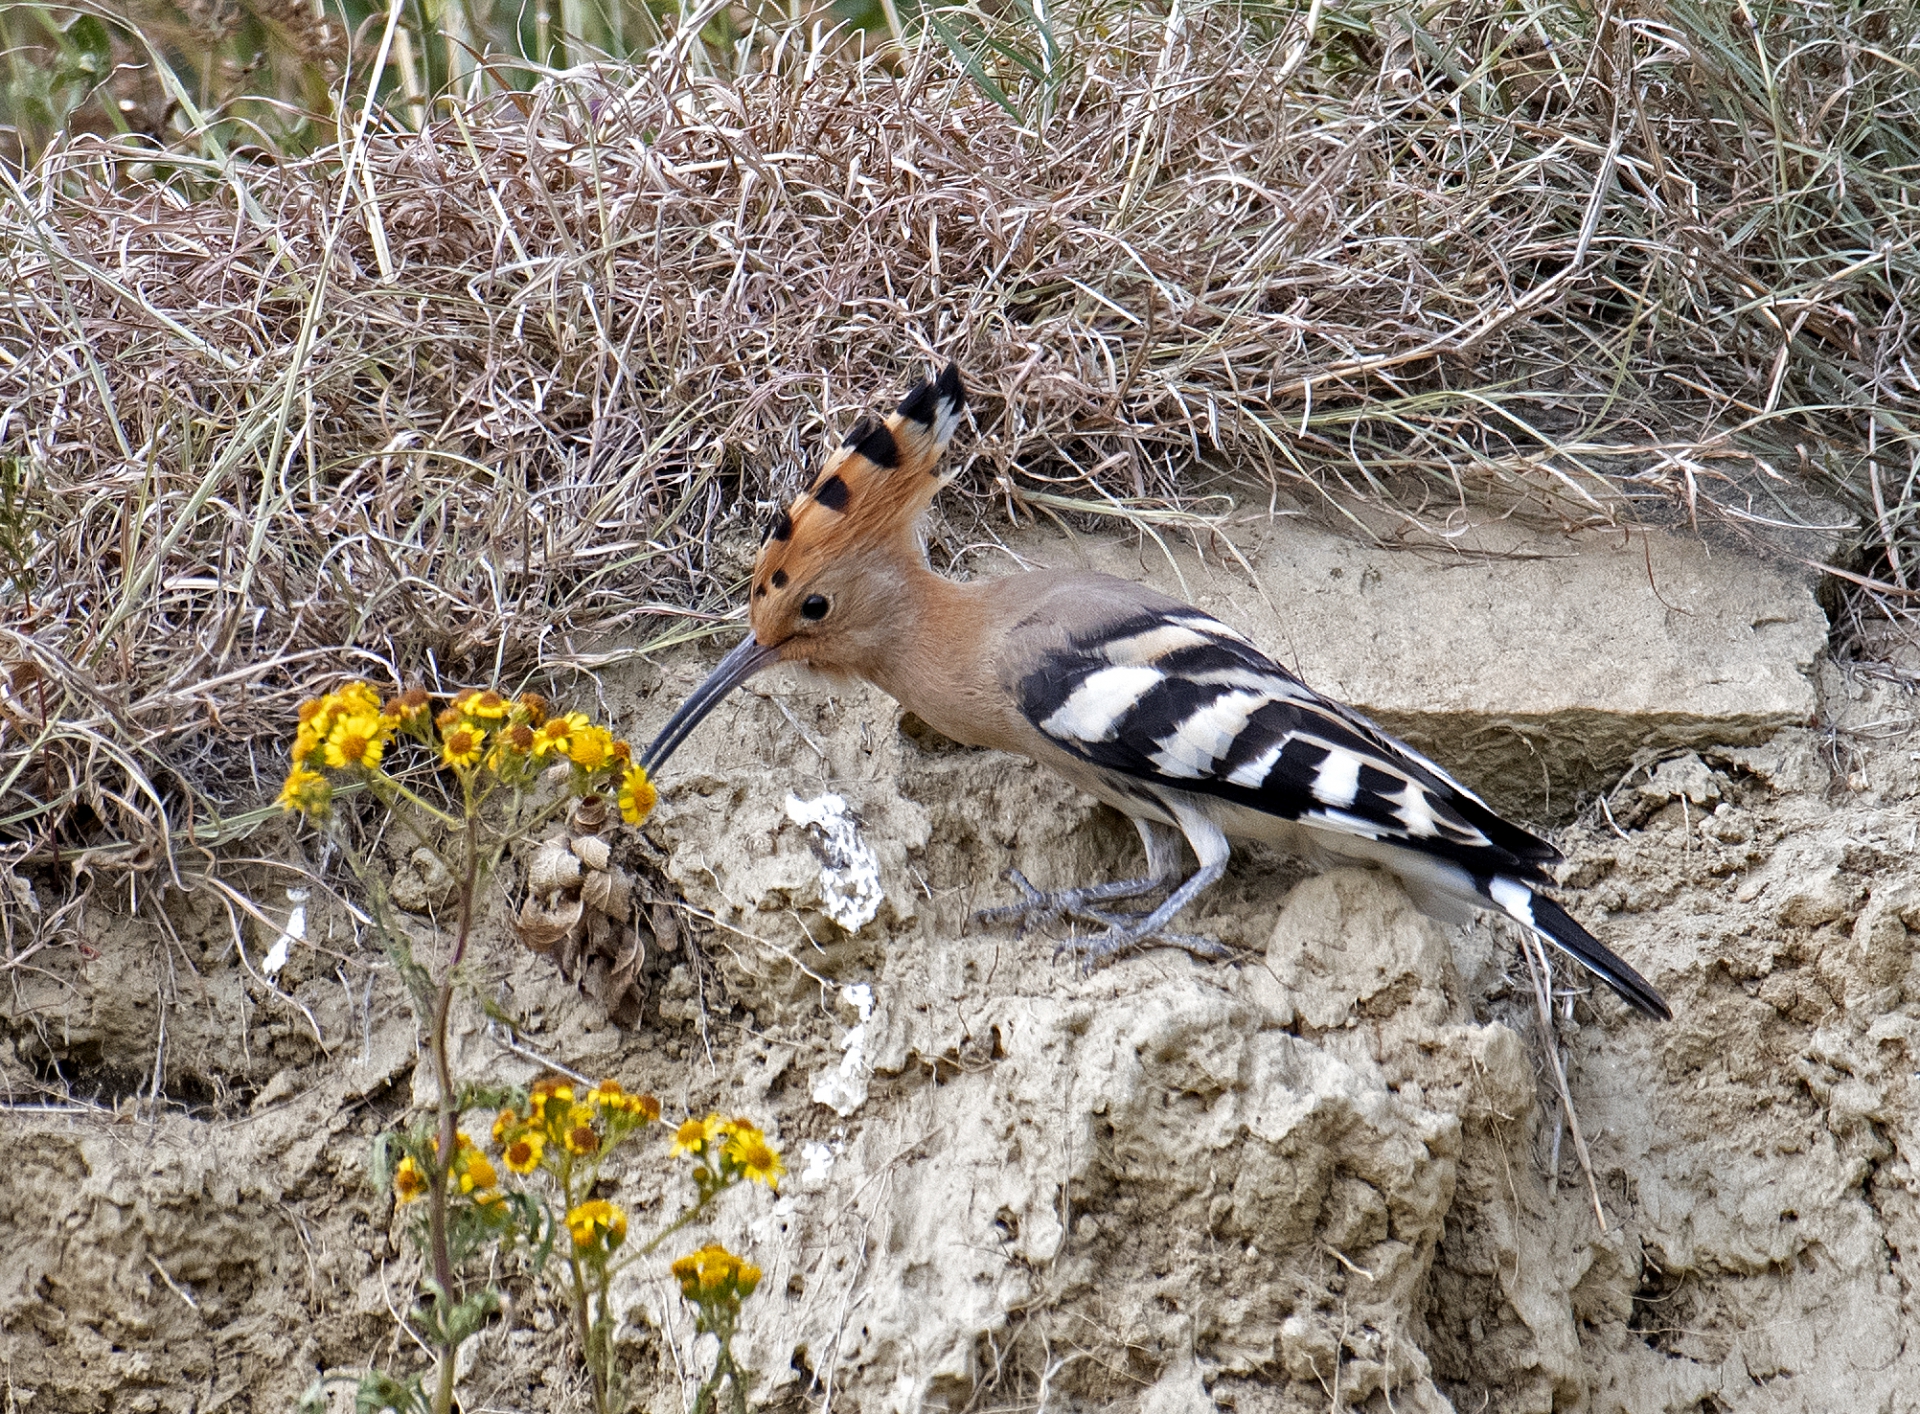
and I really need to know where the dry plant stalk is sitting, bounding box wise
[1,0,1913,892]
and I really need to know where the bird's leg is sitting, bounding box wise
[976,817,1180,934]
[1061,860,1230,965]
[979,867,1168,927]
[979,813,1234,964]
[1056,807,1233,968]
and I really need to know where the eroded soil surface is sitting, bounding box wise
[5,621,1919,1414]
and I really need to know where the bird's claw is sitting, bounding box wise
[973,868,1056,939]
[1051,921,1232,972]
[978,869,1228,968]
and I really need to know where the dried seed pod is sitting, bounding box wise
[607,990,644,1029]
[528,839,582,894]
[570,794,610,835]
[584,928,647,1029]
[580,865,632,920]
[514,895,583,953]
[570,834,612,871]
[609,928,646,997]
[650,899,679,953]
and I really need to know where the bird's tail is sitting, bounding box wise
[1486,876,1671,1020]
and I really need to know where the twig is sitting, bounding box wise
[146,1253,200,1310]
[1518,930,1607,1232]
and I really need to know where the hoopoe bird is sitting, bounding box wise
[640,365,1671,1020]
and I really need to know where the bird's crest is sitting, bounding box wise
[755,362,965,594]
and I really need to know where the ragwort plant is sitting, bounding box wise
[282,682,778,1414]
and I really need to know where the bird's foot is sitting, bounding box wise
[1055,913,1233,969]
[975,868,1169,938]
[978,867,1232,969]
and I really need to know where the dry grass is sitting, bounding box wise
[1,0,1916,894]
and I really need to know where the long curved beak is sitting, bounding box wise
[638,635,783,774]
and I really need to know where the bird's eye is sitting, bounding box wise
[801,594,830,621]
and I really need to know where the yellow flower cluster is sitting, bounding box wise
[566,1198,629,1252]
[670,1243,762,1303]
[279,682,424,817]
[525,708,629,772]
[441,688,570,778]
[670,1113,786,1191]
[391,1131,498,1204]
[587,1077,659,1119]
[491,1075,662,1179]
[277,680,659,828]
[280,682,398,816]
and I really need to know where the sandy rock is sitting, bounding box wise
[732,947,1486,1411]
[1251,867,1462,1032]
[389,845,456,911]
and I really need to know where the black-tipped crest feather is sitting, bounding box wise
[848,421,899,468]
[896,360,966,444]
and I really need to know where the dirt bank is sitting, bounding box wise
[4,527,1917,1414]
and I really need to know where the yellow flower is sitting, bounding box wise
[503,1132,544,1174]
[670,1243,760,1299]
[533,712,589,758]
[468,689,509,719]
[485,722,538,773]
[297,692,355,751]
[618,766,657,826]
[324,714,387,771]
[393,1155,427,1204]
[567,725,615,772]
[587,1080,660,1122]
[383,688,431,724]
[458,1151,498,1194]
[338,681,383,716]
[292,722,324,766]
[442,725,486,768]
[491,1108,519,1145]
[557,1102,598,1152]
[567,1199,627,1250]
[725,1126,786,1190]
[278,767,331,817]
[671,1114,720,1157]
[514,693,549,726]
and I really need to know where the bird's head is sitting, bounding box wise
[640,363,967,773]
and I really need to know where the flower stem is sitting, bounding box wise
[426,809,481,1414]
[568,1246,607,1414]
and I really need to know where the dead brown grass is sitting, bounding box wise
[1,0,1915,892]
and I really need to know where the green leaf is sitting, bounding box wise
[353,1369,433,1414]
[62,13,112,78]
[925,11,1023,122]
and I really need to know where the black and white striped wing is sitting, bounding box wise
[1014,608,1559,880]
